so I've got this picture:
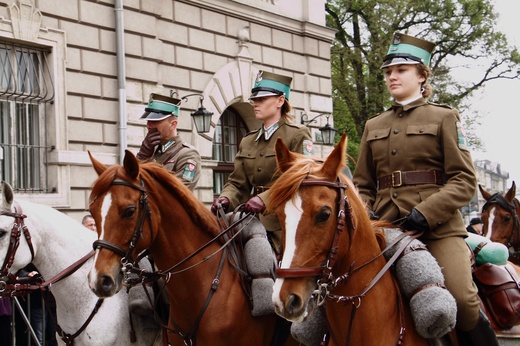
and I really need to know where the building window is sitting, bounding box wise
[0,40,54,193]
[212,108,247,197]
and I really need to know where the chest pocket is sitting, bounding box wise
[406,124,438,136]
[367,128,391,142]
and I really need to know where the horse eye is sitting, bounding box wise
[504,215,511,222]
[122,206,136,219]
[315,209,331,223]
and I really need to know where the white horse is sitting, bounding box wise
[0,181,162,346]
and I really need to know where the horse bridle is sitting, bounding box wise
[92,178,152,270]
[0,203,34,281]
[482,193,520,259]
[274,177,414,345]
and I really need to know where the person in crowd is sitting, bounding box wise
[352,32,499,345]
[82,214,97,232]
[466,217,484,236]
[0,297,12,346]
[136,93,201,191]
[210,70,313,252]
[16,264,58,346]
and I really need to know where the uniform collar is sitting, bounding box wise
[255,120,283,141]
[159,135,180,152]
[392,97,426,112]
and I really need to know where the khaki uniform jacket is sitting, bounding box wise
[353,98,477,240]
[220,119,312,231]
[150,135,201,191]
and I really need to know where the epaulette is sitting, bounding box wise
[427,102,453,109]
[244,128,261,137]
[182,142,195,149]
[286,122,304,129]
[368,107,391,120]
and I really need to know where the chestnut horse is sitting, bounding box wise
[267,133,431,346]
[479,182,520,266]
[86,151,296,346]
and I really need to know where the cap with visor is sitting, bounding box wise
[381,33,436,69]
[249,71,292,100]
[140,93,181,121]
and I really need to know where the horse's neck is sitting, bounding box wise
[21,201,96,297]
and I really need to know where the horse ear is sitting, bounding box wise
[275,137,296,173]
[479,184,492,201]
[505,181,516,202]
[320,133,348,179]
[123,150,140,181]
[0,181,14,210]
[88,151,107,176]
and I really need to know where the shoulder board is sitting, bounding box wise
[244,128,261,137]
[368,107,391,120]
[286,122,304,129]
[427,102,452,109]
[181,142,195,149]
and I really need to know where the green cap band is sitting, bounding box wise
[147,100,180,116]
[386,43,431,66]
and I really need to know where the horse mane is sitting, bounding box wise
[90,161,221,237]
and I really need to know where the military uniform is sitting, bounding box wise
[220,118,312,234]
[354,98,481,330]
[149,135,201,191]
[353,33,498,342]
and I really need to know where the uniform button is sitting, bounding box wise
[248,153,251,156]
[398,113,404,118]
[437,221,442,225]
[391,149,397,155]
[393,129,399,134]
[392,193,398,198]
[419,129,424,133]
[257,167,262,172]
[259,152,264,156]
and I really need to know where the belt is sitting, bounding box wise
[254,186,270,195]
[377,170,445,189]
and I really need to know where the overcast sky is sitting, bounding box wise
[468,0,520,190]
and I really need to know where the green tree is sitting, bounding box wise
[326,0,520,167]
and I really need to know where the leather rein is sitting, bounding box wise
[91,178,252,346]
[274,178,417,345]
[482,193,520,261]
[0,204,103,346]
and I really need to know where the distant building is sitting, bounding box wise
[462,159,510,224]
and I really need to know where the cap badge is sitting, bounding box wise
[255,71,263,83]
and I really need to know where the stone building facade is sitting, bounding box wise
[0,0,335,221]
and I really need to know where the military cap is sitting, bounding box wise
[140,93,181,121]
[381,33,436,69]
[249,70,292,100]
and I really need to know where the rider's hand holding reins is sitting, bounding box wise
[243,196,265,214]
[136,128,161,161]
[211,197,230,215]
[402,208,430,232]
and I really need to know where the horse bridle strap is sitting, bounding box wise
[0,204,35,278]
[483,193,520,254]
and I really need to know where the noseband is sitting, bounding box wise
[92,179,151,269]
[482,193,520,259]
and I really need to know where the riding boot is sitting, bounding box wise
[457,310,499,346]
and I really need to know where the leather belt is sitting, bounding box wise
[254,185,270,195]
[378,170,444,189]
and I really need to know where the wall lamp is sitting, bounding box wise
[171,91,214,133]
[300,111,337,145]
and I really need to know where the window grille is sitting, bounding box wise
[212,108,247,197]
[0,39,54,193]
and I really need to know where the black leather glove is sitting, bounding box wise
[402,208,430,232]
[136,128,161,160]
[243,196,265,214]
[368,210,380,220]
[211,197,230,215]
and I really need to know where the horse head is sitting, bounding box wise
[268,134,374,323]
[87,150,159,298]
[480,181,520,262]
[0,181,34,278]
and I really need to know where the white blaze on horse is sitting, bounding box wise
[0,181,161,346]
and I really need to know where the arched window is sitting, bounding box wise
[212,107,247,198]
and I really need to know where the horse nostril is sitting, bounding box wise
[100,275,114,293]
[286,294,302,315]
